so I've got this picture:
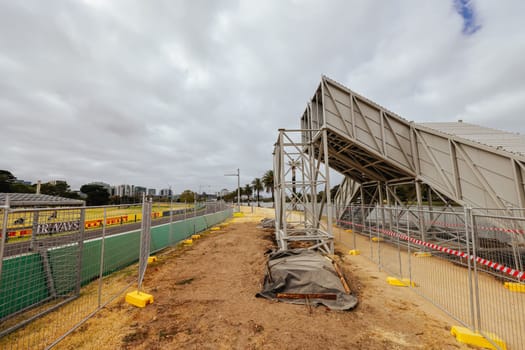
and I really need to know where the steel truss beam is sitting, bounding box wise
[273,128,334,254]
[303,75,525,214]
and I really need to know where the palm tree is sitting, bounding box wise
[288,160,300,210]
[262,170,274,207]
[251,178,263,207]
[243,184,253,205]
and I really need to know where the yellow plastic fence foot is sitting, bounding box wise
[450,326,507,350]
[386,277,416,287]
[191,234,201,240]
[345,229,353,233]
[413,252,432,257]
[147,256,157,263]
[125,291,154,308]
[371,237,384,242]
[210,226,221,231]
[348,249,361,255]
[233,212,244,217]
[183,239,193,246]
[504,282,525,293]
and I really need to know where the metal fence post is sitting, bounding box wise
[138,196,152,292]
[407,210,412,284]
[350,204,355,249]
[470,211,482,332]
[30,210,39,251]
[464,206,477,330]
[75,207,86,295]
[368,206,373,260]
[97,207,107,307]
[0,198,9,280]
[169,197,173,245]
[396,205,402,276]
[376,203,381,268]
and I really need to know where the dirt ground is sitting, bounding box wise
[56,211,470,350]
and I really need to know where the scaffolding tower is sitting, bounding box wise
[273,128,334,254]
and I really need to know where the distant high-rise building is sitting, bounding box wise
[117,184,132,197]
[134,186,147,196]
[159,188,172,197]
[147,188,156,196]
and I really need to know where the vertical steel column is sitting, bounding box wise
[415,181,426,242]
[360,185,366,227]
[308,136,318,230]
[300,150,307,229]
[279,129,287,250]
[378,182,386,231]
[322,128,334,253]
[427,186,436,240]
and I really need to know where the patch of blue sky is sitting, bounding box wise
[454,0,481,35]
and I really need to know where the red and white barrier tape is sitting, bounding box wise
[337,219,525,281]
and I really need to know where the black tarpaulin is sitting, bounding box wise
[257,249,358,311]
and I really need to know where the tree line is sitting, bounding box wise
[0,169,113,205]
[0,169,278,207]
[220,170,274,206]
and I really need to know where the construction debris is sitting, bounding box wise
[258,218,276,229]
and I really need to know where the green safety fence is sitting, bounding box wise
[0,208,232,320]
[0,254,49,319]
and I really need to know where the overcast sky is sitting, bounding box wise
[1,0,524,194]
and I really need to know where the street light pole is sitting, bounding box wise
[237,168,240,211]
[224,168,240,212]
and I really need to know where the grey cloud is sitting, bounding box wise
[1,0,524,193]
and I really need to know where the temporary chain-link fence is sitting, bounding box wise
[337,204,524,350]
[0,198,232,349]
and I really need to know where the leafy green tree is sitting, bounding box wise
[10,182,35,193]
[243,184,253,205]
[80,184,110,206]
[39,180,80,199]
[179,190,195,203]
[262,170,274,207]
[251,178,263,207]
[0,170,16,192]
[40,181,69,196]
[222,190,237,202]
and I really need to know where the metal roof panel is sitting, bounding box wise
[419,122,525,156]
[0,193,85,207]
